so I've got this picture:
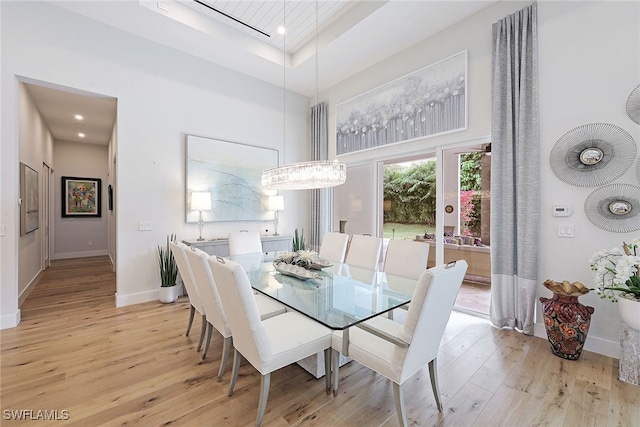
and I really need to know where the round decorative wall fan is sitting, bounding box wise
[584,184,640,233]
[627,84,640,125]
[550,123,636,187]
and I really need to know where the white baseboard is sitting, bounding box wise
[19,270,42,306]
[1,309,21,329]
[55,249,108,259]
[534,323,619,359]
[115,289,158,307]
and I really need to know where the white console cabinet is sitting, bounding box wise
[183,235,292,257]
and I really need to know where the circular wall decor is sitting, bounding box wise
[550,123,636,187]
[627,84,640,125]
[584,183,640,233]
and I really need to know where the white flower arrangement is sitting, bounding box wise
[273,250,321,269]
[589,238,640,302]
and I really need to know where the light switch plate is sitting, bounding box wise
[138,221,153,231]
[557,225,575,237]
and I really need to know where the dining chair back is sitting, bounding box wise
[183,246,230,360]
[400,261,467,379]
[169,241,206,343]
[184,246,286,378]
[331,260,468,426]
[383,239,429,280]
[228,230,262,256]
[208,256,332,426]
[345,235,383,270]
[318,232,349,263]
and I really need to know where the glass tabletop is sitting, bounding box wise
[230,252,416,330]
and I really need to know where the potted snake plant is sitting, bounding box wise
[158,234,179,303]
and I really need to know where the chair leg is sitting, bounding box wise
[228,349,242,397]
[196,314,206,352]
[428,358,444,412]
[324,348,331,394]
[393,382,408,427]
[332,349,340,396]
[201,322,213,360]
[218,336,232,382]
[186,305,195,336]
[256,373,271,427]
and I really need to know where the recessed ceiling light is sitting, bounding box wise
[277,26,286,35]
[78,133,85,138]
[74,114,84,120]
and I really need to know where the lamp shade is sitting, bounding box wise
[191,191,211,211]
[267,195,284,211]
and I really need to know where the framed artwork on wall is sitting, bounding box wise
[61,176,102,217]
[186,135,278,222]
[336,50,467,155]
[20,162,39,235]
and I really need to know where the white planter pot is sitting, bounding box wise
[618,293,640,330]
[159,285,179,303]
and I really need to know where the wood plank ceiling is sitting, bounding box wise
[187,0,353,53]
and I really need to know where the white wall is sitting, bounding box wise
[1,1,310,322]
[537,0,640,357]
[53,140,109,259]
[319,0,640,358]
[107,121,118,269]
[16,83,55,303]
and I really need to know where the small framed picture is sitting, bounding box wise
[61,176,102,217]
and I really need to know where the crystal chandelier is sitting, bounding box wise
[261,0,346,191]
[262,160,346,190]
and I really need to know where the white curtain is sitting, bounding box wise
[310,102,331,251]
[489,3,539,335]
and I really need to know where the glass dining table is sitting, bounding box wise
[229,252,418,356]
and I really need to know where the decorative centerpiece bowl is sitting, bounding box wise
[273,250,331,271]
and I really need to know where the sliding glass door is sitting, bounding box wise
[378,141,491,315]
[332,140,492,316]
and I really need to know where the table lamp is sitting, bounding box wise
[268,195,284,236]
[191,191,211,241]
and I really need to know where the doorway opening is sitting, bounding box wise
[18,78,117,313]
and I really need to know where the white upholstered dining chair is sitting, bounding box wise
[228,230,262,256]
[183,246,286,379]
[383,239,430,321]
[208,256,333,427]
[170,241,206,350]
[383,239,429,280]
[344,234,383,270]
[318,232,350,263]
[331,260,468,426]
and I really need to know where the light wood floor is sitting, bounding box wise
[2,256,638,426]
